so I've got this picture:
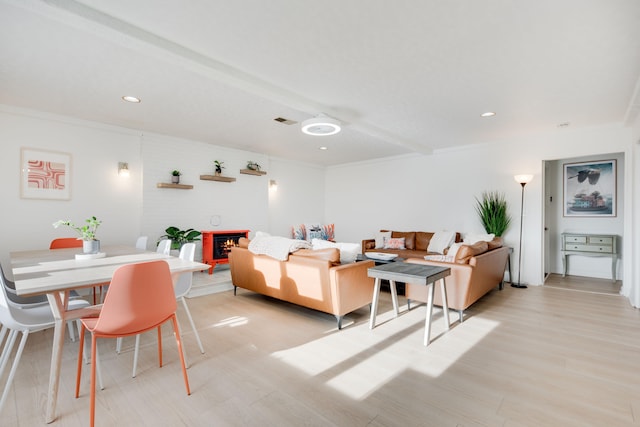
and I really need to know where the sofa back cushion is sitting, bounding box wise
[391,231,416,250]
[293,248,341,265]
[238,237,250,248]
[415,232,434,251]
[487,236,504,250]
[455,241,489,264]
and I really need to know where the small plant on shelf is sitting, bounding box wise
[246,161,261,171]
[214,160,225,175]
[171,170,181,183]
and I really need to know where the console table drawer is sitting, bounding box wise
[566,244,613,253]
[564,235,587,244]
[588,236,613,245]
[561,232,617,282]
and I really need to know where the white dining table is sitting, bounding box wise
[10,245,209,424]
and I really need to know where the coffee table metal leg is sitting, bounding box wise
[424,282,435,346]
[369,277,382,329]
[439,278,450,329]
[389,280,399,317]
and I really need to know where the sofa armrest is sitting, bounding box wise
[404,258,473,311]
[361,239,375,253]
[329,260,375,316]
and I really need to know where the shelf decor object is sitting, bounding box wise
[157,183,194,189]
[200,175,236,183]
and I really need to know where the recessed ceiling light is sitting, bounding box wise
[319,146,328,150]
[557,122,570,128]
[122,96,141,103]
[480,111,496,117]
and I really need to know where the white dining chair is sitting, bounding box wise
[0,268,98,414]
[156,239,172,255]
[1,263,82,343]
[128,243,204,377]
[135,236,148,250]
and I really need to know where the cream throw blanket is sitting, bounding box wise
[248,235,311,261]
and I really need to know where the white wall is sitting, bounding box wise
[0,107,142,269]
[326,124,633,289]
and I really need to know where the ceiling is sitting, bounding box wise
[2,0,640,166]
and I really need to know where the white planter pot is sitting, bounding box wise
[83,240,100,254]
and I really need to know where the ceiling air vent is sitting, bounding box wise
[274,117,297,125]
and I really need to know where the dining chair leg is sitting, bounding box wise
[174,316,190,368]
[89,334,97,427]
[76,320,89,365]
[132,334,141,377]
[75,325,85,398]
[116,337,123,354]
[180,296,204,354]
[0,329,30,413]
[67,320,77,342]
[157,326,163,368]
[171,315,191,395]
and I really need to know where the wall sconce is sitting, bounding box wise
[269,179,278,191]
[118,162,130,177]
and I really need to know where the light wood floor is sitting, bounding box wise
[3,277,640,426]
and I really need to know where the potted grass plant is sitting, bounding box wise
[475,191,511,237]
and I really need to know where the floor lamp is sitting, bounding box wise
[512,174,534,288]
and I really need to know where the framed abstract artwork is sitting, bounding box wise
[563,159,616,217]
[20,148,71,200]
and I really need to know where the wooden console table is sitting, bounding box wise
[561,232,617,282]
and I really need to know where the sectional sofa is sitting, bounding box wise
[229,238,375,329]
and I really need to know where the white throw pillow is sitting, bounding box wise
[446,242,463,260]
[427,231,456,254]
[374,231,392,249]
[463,233,495,245]
[312,239,360,263]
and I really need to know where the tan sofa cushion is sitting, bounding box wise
[293,248,341,265]
[487,236,504,251]
[455,241,489,264]
[415,232,434,251]
[238,237,250,248]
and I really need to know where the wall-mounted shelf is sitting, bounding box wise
[157,183,194,189]
[200,175,236,183]
[240,169,267,176]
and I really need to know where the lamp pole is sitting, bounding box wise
[513,174,533,289]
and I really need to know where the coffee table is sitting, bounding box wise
[367,262,451,346]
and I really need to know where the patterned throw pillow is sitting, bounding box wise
[291,224,306,240]
[321,224,335,241]
[383,237,406,250]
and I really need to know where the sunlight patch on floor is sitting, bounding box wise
[271,306,500,400]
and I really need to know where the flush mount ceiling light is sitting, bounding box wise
[121,95,141,103]
[301,113,341,136]
[480,111,496,117]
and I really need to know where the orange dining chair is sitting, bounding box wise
[75,260,190,427]
[49,237,83,249]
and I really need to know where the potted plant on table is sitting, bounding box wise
[53,216,102,254]
[475,191,511,236]
[171,170,181,184]
[158,226,202,251]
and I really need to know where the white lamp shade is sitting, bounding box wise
[514,174,534,184]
